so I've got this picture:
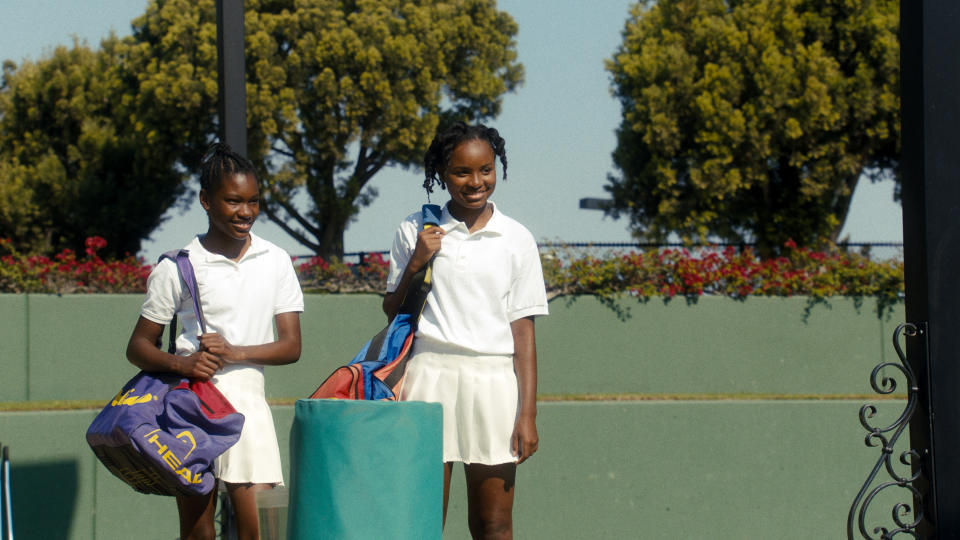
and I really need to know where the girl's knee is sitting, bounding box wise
[464,462,516,538]
[177,491,218,540]
[468,507,513,539]
[180,523,217,540]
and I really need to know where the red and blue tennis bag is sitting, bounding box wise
[311,204,441,401]
[310,310,419,400]
[86,250,244,497]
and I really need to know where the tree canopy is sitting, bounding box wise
[605,0,899,254]
[0,0,521,259]
[0,37,210,258]
[131,0,522,258]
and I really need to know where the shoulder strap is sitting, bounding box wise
[372,205,445,387]
[421,204,442,228]
[396,204,442,321]
[158,249,207,353]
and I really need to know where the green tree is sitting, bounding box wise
[0,36,212,257]
[605,0,899,254]
[130,0,522,258]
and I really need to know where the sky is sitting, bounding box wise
[0,0,903,262]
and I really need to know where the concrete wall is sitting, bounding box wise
[0,400,911,539]
[1,294,904,402]
[0,294,911,538]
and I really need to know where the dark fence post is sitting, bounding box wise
[214,3,247,535]
[901,2,960,537]
[216,0,247,156]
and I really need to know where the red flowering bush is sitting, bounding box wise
[0,237,151,293]
[542,240,904,315]
[0,237,904,309]
[295,252,390,293]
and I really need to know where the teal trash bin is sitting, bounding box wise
[287,399,442,540]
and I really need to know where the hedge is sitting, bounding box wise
[1,237,903,313]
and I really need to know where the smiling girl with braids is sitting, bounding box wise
[383,122,548,538]
[126,143,303,540]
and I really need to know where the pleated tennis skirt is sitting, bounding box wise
[211,364,284,485]
[399,339,519,465]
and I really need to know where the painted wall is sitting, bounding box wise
[0,294,911,538]
[0,400,910,539]
[1,294,904,402]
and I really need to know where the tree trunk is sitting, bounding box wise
[318,228,344,260]
[316,213,347,260]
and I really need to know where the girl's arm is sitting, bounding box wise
[510,316,539,464]
[198,311,302,366]
[126,316,222,380]
[382,227,445,321]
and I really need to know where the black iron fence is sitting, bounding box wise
[304,241,904,266]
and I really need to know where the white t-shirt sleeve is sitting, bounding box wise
[386,217,418,293]
[507,234,549,322]
[274,252,305,314]
[140,258,183,325]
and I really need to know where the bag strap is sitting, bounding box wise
[158,249,207,354]
[396,204,442,321]
[364,205,441,367]
[421,203,442,229]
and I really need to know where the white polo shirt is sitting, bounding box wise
[141,233,304,357]
[386,202,549,356]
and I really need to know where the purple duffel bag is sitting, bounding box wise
[86,249,244,496]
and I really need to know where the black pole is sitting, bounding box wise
[216,0,247,157]
[901,3,960,537]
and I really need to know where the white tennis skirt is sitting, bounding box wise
[399,339,519,465]
[211,364,284,485]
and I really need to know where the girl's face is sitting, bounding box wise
[199,172,260,241]
[442,138,496,215]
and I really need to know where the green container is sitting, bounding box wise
[287,399,442,540]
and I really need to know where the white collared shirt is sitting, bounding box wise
[141,233,304,357]
[386,202,549,355]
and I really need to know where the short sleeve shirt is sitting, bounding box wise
[141,233,304,356]
[386,202,549,355]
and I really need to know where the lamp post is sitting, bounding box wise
[216,0,246,157]
[578,197,612,211]
[876,2,960,537]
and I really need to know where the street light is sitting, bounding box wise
[578,198,612,210]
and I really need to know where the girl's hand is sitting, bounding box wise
[199,333,246,365]
[410,226,445,272]
[382,226,445,321]
[511,413,539,464]
[174,350,223,380]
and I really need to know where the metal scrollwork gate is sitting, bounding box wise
[848,322,927,539]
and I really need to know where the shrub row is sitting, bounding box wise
[542,240,903,301]
[0,237,150,294]
[0,237,904,305]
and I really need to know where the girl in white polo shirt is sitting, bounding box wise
[383,122,548,538]
[126,143,304,540]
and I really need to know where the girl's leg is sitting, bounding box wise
[463,463,516,540]
[443,461,454,527]
[176,486,219,540]
[225,482,271,540]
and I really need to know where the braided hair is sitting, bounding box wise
[423,122,508,196]
[199,142,258,192]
